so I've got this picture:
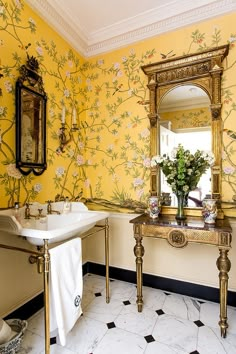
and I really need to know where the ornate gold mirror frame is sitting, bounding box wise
[141,45,229,216]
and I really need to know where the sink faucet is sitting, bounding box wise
[46,200,60,215]
[24,203,37,219]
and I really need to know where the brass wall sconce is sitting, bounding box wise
[57,106,79,153]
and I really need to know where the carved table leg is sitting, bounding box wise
[134,235,144,312]
[216,248,231,338]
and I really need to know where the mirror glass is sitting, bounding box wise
[15,56,47,176]
[20,87,45,164]
[158,85,211,207]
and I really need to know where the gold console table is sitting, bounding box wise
[130,214,232,338]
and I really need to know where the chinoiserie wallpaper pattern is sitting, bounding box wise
[0,1,236,213]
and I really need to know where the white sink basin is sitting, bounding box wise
[0,202,109,246]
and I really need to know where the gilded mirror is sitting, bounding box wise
[141,45,229,216]
[16,55,47,175]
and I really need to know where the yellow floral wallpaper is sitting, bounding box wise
[0,1,236,214]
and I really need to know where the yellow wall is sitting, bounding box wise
[0,1,236,316]
[0,3,236,209]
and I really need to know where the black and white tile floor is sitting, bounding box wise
[18,274,236,354]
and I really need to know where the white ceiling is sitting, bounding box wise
[25,0,235,57]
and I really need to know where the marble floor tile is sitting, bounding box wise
[145,340,188,354]
[83,293,124,323]
[102,279,136,301]
[65,316,108,353]
[15,274,236,354]
[93,327,146,354]
[83,273,106,293]
[200,301,220,329]
[26,310,45,337]
[18,329,45,354]
[40,344,76,354]
[162,293,200,321]
[152,314,198,353]
[115,303,158,336]
[130,285,166,310]
[197,325,236,354]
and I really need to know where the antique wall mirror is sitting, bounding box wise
[16,55,47,175]
[141,45,229,216]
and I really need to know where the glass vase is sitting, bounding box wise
[176,193,186,221]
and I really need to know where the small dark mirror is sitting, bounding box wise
[16,55,47,175]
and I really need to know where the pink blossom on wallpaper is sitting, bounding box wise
[4,81,12,93]
[33,183,42,192]
[112,174,120,182]
[133,177,144,187]
[78,141,84,149]
[140,128,150,138]
[143,158,150,168]
[116,70,123,77]
[223,166,235,175]
[113,62,120,69]
[77,155,84,165]
[64,89,70,97]
[36,46,43,56]
[127,161,133,168]
[97,59,104,65]
[6,164,21,179]
[55,167,65,177]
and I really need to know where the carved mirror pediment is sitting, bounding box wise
[141,45,229,217]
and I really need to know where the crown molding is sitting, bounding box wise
[25,0,236,58]
[25,0,88,55]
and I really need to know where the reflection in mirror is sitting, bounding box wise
[21,88,44,164]
[158,85,211,207]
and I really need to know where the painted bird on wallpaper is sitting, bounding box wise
[223,129,236,141]
[112,84,123,95]
[160,50,176,59]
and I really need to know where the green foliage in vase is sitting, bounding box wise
[151,144,215,196]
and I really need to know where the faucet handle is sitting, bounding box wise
[46,200,53,214]
[46,200,53,204]
[38,208,43,216]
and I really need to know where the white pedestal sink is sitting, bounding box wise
[0,201,110,354]
[0,202,109,246]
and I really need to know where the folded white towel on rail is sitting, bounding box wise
[49,238,83,346]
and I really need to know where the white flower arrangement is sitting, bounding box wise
[151,144,215,196]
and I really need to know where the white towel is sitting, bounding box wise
[49,238,83,346]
